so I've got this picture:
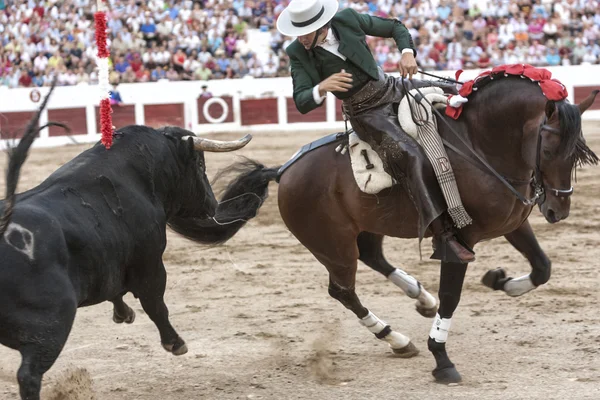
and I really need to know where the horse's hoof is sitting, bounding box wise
[113,309,136,324]
[481,268,507,290]
[432,366,462,384]
[162,340,188,356]
[416,303,438,318]
[391,341,419,358]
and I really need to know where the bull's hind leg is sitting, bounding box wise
[132,261,187,356]
[111,294,136,324]
[16,288,77,400]
[357,232,437,317]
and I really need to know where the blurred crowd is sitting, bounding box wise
[0,0,599,88]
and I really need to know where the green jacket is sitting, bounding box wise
[286,8,416,114]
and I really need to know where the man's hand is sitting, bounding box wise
[399,52,418,80]
[318,70,353,97]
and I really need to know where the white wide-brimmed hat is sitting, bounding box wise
[276,0,339,37]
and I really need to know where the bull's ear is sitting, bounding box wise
[578,89,599,115]
[545,100,556,119]
[187,136,196,151]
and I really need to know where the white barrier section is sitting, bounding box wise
[0,65,599,149]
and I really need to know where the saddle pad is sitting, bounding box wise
[348,132,395,194]
[277,131,395,195]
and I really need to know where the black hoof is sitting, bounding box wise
[416,303,438,318]
[162,338,188,356]
[432,366,462,384]
[481,268,508,290]
[113,309,136,324]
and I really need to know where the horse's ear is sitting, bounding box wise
[578,89,599,115]
[545,100,556,120]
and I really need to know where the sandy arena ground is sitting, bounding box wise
[0,122,599,400]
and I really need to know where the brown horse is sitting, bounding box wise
[226,76,598,383]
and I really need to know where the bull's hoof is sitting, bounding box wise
[113,309,136,324]
[416,303,438,318]
[481,268,507,290]
[391,341,419,358]
[432,366,462,384]
[162,340,188,356]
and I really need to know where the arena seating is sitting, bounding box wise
[0,0,598,88]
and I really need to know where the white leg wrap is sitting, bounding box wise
[429,313,452,343]
[383,330,410,349]
[359,311,410,349]
[359,311,388,334]
[416,287,437,309]
[388,269,421,298]
[503,274,536,297]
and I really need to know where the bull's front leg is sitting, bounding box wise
[481,220,551,297]
[132,261,188,356]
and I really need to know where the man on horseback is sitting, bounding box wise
[277,0,475,263]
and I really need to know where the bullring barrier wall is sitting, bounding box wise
[0,65,599,149]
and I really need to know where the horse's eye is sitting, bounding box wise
[543,150,553,159]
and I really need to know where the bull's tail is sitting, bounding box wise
[0,81,69,237]
[167,158,281,245]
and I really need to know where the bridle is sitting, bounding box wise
[404,82,574,207]
[533,118,574,205]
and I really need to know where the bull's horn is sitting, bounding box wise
[183,134,252,152]
[578,89,599,115]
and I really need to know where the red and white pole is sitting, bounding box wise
[94,0,113,149]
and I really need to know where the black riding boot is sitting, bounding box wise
[429,215,475,264]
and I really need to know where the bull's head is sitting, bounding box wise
[182,133,252,218]
[157,127,252,222]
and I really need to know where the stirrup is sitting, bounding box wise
[430,234,475,264]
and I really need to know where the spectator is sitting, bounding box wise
[195,64,213,81]
[200,85,212,98]
[546,48,561,66]
[109,83,123,105]
[151,66,166,82]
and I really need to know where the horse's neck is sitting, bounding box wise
[463,90,543,180]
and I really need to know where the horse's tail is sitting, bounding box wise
[0,81,68,237]
[167,158,280,245]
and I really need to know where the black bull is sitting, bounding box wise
[0,86,276,400]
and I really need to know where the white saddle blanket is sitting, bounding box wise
[347,132,395,194]
[346,87,449,195]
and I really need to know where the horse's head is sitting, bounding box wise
[536,90,599,223]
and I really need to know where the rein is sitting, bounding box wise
[417,70,464,85]
[405,81,572,206]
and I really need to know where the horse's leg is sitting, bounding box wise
[325,257,420,358]
[357,232,437,317]
[481,220,551,296]
[428,261,467,384]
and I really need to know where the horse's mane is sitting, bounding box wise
[556,101,599,168]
